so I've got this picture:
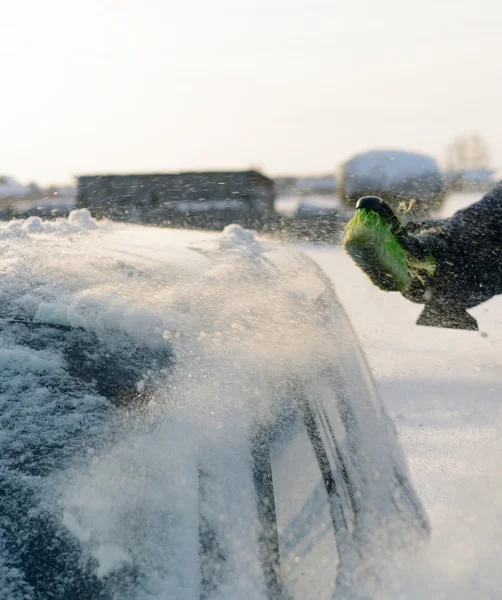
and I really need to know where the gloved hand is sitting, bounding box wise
[344,190,502,330]
[399,220,479,330]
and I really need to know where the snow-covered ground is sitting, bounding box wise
[303,191,502,597]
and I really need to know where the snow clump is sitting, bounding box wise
[2,209,100,237]
[218,223,263,254]
[68,208,99,230]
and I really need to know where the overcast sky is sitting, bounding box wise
[2,0,501,185]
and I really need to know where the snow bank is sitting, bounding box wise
[0,208,100,238]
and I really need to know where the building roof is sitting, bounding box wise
[77,170,274,185]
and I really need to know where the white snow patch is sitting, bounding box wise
[3,210,100,237]
[93,543,132,579]
[22,216,44,233]
[68,208,99,230]
[19,215,80,235]
[6,220,26,234]
[34,301,72,327]
[218,223,263,254]
[62,511,91,543]
[0,346,62,374]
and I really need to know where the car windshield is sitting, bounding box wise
[2,1,502,598]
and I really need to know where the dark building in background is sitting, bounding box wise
[76,170,275,228]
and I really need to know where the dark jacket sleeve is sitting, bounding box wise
[403,182,502,318]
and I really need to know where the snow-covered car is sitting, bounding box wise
[0,211,428,599]
[339,150,446,216]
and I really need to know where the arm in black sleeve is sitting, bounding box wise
[402,182,502,328]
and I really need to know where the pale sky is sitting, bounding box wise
[2,0,501,185]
